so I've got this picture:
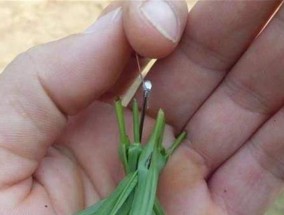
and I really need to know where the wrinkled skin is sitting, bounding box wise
[1,1,284,215]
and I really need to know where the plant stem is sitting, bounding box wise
[132,99,140,143]
[115,99,130,173]
[166,131,187,159]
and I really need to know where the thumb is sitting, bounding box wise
[123,0,188,58]
[0,6,129,204]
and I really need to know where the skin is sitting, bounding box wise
[0,1,284,215]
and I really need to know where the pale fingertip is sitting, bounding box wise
[123,0,188,58]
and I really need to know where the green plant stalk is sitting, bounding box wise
[129,110,165,215]
[152,120,166,215]
[130,161,159,215]
[153,198,165,215]
[115,100,131,173]
[132,99,140,143]
[109,171,138,215]
[166,131,187,160]
[128,143,142,173]
[76,100,187,215]
[75,200,105,215]
[128,99,142,172]
[94,171,137,215]
[136,109,165,171]
[116,196,132,215]
[75,171,137,215]
[116,100,142,215]
[115,99,142,215]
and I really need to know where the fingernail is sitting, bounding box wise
[140,0,179,42]
[84,7,122,34]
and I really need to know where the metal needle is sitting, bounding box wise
[135,54,152,142]
[139,80,152,142]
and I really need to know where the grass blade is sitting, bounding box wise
[166,131,187,159]
[95,171,138,215]
[130,110,165,215]
[110,171,138,215]
[132,99,140,143]
[153,198,165,215]
[75,200,105,215]
[115,99,130,173]
[128,143,142,173]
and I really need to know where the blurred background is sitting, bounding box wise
[0,1,283,214]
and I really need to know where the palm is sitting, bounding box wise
[29,100,223,215]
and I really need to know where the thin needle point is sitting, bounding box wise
[135,53,152,142]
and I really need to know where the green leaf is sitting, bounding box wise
[115,99,131,173]
[128,143,142,173]
[132,99,140,143]
[166,131,187,160]
[77,100,186,215]
[137,109,165,170]
[119,144,130,174]
[130,163,159,215]
[75,200,105,215]
[116,194,132,215]
[95,171,138,215]
[110,171,138,215]
[130,110,166,215]
[153,198,165,215]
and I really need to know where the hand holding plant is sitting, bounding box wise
[77,99,186,215]
[0,1,284,215]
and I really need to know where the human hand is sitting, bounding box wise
[0,1,188,214]
[0,1,283,215]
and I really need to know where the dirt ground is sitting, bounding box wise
[0,1,283,214]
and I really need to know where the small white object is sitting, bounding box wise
[143,80,152,93]
[121,59,156,107]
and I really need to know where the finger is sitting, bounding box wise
[158,144,223,215]
[142,0,281,130]
[0,6,129,204]
[186,3,284,175]
[123,0,188,58]
[102,54,151,101]
[0,1,186,206]
[99,1,123,17]
[104,0,189,100]
[209,107,284,215]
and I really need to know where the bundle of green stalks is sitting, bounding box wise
[76,99,186,215]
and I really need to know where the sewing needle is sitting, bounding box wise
[136,54,152,142]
